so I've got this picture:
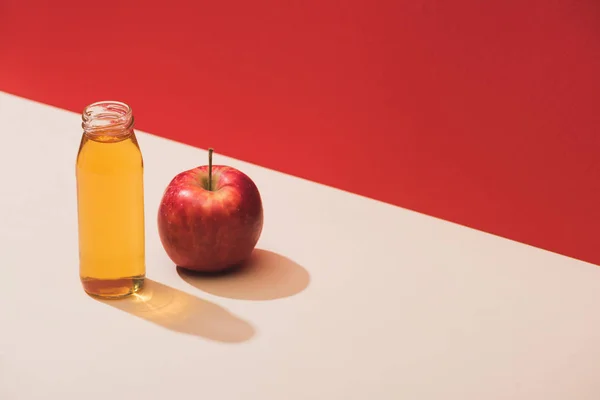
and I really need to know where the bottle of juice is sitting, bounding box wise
[76,101,145,298]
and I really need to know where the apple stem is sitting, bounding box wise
[208,148,214,191]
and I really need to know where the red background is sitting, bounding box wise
[1,0,599,264]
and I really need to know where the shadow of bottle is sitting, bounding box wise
[177,249,310,301]
[95,279,255,343]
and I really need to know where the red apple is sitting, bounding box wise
[157,149,263,272]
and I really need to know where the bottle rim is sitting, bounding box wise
[82,101,134,135]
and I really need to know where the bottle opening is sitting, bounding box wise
[82,101,134,136]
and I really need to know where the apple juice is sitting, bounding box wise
[76,101,145,298]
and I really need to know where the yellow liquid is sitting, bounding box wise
[76,131,145,298]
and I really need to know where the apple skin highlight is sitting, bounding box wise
[157,165,264,272]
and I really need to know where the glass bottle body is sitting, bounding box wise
[76,102,145,298]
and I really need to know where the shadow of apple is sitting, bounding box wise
[95,279,255,343]
[177,249,310,301]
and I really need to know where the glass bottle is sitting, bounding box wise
[76,101,145,298]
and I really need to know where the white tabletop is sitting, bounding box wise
[1,91,599,399]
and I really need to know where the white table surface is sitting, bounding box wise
[1,91,599,399]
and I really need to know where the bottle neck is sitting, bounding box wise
[82,101,134,139]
